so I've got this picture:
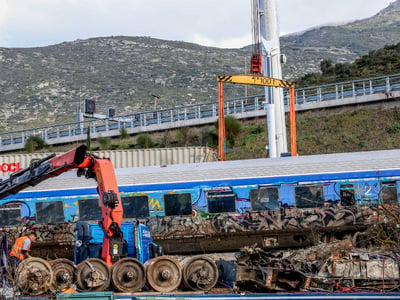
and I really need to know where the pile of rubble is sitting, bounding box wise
[217,238,400,293]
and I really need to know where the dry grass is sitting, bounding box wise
[227,106,400,159]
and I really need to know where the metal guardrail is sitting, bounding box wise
[291,73,400,104]
[1,73,400,150]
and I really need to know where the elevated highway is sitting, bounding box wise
[0,73,399,153]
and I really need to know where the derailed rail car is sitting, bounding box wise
[1,149,400,256]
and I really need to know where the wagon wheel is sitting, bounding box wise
[16,257,53,296]
[49,258,76,292]
[182,255,218,291]
[76,258,110,292]
[146,256,182,292]
[111,257,146,293]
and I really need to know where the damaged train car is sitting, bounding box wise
[1,149,400,254]
[1,148,400,294]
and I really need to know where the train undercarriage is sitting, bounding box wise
[0,220,399,297]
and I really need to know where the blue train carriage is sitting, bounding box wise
[0,149,399,257]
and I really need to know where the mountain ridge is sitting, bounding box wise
[1,1,400,132]
[281,0,400,76]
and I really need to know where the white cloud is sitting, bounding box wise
[0,1,8,26]
[218,34,253,49]
[193,34,252,49]
[0,0,395,48]
[277,0,394,34]
[192,34,213,48]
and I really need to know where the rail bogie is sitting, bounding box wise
[1,150,400,253]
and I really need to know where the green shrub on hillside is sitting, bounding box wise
[97,136,111,150]
[201,128,218,148]
[175,127,190,146]
[24,136,47,153]
[119,127,129,139]
[214,116,242,147]
[136,133,154,148]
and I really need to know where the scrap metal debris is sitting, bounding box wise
[233,244,307,292]
[218,240,400,293]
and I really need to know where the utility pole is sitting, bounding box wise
[152,94,160,110]
[77,89,85,132]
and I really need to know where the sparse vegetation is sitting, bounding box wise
[200,128,218,148]
[214,116,242,147]
[24,136,47,153]
[226,106,400,159]
[119,127,129,139]
[97,136,112,150]
[224,116,242,147]
[136,133,154,149]
[16,104,400,160]
[296,43,400,87]
[175,127,190,146]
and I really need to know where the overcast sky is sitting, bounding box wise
[0,0,395,49]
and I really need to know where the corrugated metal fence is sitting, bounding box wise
[0,147,218,176]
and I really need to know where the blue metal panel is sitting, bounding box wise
[136,223,154,263]
[88,223,104,244]
[121,222,135,258]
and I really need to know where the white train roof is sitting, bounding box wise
[6,149,400,192]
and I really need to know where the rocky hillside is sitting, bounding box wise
[281,0,400,78]
[0,38,251,131]
[1,0,400,132]
[295,43,400,87]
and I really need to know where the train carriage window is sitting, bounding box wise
[36,201,65,224]
[0,204,21,226]
[207,190,236,214]
[250,188,280,211]
[340,184,355,206]
[122,196,150,218]
[79,198,102,221]
[380,181,398,205]
[164,193,192,216]
[295,185,324,208]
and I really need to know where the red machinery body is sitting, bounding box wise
[78,157,124,265]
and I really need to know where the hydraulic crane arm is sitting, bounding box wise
[0,144,126,265]
[79,155,125,265]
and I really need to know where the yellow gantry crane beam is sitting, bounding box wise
[217,74,294,88]
[217,74,297,161]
